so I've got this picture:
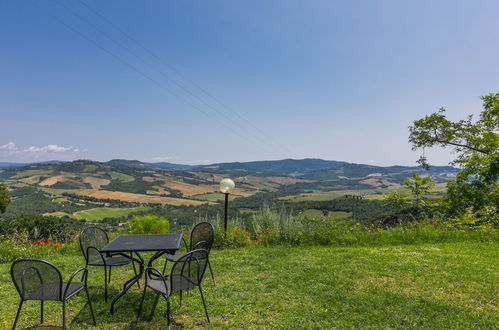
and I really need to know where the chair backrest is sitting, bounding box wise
[80,226,109,263]
[189,222,215,253]
[170,249,208,293]
[11,259,63,301]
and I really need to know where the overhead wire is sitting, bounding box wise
[75,0,295,157]
[34,1,279,157]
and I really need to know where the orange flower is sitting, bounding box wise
[431,221,437,225]
[422,222,427,225]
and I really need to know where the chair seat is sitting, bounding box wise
[88,256,132,266]
[147,274,196,296]
[26,281,84,301]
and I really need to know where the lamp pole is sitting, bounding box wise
[224,192,229,232]
[219,178,235,234]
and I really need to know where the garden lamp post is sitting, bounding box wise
[219,178,235,233]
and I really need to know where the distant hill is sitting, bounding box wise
[106,159,194,169]
[201,158,348,175]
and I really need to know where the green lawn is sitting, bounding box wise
[0,241,497,329]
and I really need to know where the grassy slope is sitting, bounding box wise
[0,242,497,329]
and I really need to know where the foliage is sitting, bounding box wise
[409,92,499,224]
[127,214,170,234]
[0,182,11,213]
[382,191,410,211]
[0,214,80,241]
[403,173,435,207]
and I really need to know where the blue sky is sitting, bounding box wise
[1,0,498,166]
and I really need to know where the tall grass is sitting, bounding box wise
[211,204,497,249]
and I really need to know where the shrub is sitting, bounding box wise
[0,214,79,242]
[127,215,169,234]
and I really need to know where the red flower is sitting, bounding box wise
[245,232,249,234]
[422,222,427,225]
[36,239,41,243]
[47,240,51,243]
[42,240,47,244]
[431,221,437,225]
[55,242,60,246]
[487,226,492,229]
[241,224,246,228]
[265,230,270,233]
[155,229,159,232]
[140,230,144,233]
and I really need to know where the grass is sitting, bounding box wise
[0,241,497,329]
[109,172,135,183]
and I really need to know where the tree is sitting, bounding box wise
[382,191,410,211]
[403,173,435,207]
[409,92,498,222]
[0,183,11,213]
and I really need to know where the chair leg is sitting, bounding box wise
[162,256,168,274]
[137,277,148,320]
[179,290,183,308]
[198,286,210,323]
[12,300,23,330]
[108,266,112,283]
[62,300,66,330]
[104,266,108,302]
[40,300,44,324]
[207,258,216,285]
[85,285,97,325]
[166,296,171,329]
[132,258,140,289]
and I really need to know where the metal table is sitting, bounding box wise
[100,233,183,315]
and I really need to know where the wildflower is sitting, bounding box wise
[140,230,144,233]
[422,222,427,225]
[265,230,270,233]
[42,240,46,244]
[55,242,60,246]
[487,226,492,229]
[245,232,249,234]
[431,221,437,225]
[36,239,41,243]
[155,229,159,232]
[258,239,262,242]
[47,240,51,243]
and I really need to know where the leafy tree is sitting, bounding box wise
[382,191,411,211]
[409,92,498,223]
[403,174,435,207]
[0,183,11,213]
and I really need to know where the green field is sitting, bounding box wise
[45,206,151,221]
[109,171,135,183]
[0,242,497,329]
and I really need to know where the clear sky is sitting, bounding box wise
[1,0,498,166]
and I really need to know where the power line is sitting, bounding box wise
[75,0,295,157]
[34,1,279,156]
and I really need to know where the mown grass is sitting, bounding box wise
[0,241,497,329]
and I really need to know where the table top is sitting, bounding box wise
[100,233,183,253]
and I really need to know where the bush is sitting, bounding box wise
[0,215,80,242]
[127,215,170,234]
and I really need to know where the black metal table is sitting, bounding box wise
[100,233,183,315]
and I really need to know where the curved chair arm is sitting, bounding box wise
[145,266,170,296]
[63,267,88,300]
[192,240,209,251]
[86,246,107,265]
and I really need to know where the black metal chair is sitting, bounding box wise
[79,226,137,301]
[163,222,216,284]
[10,258,96,330]
[138,249,210,327]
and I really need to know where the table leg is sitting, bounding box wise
[110,252,144,315]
